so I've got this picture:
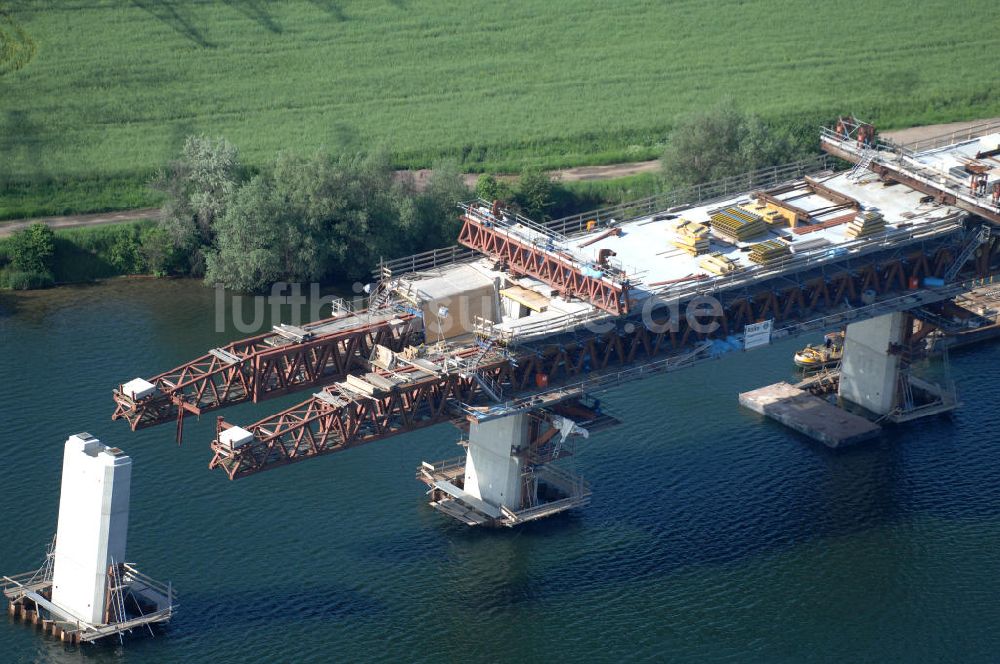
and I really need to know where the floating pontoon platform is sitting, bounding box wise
[739,382,882,448]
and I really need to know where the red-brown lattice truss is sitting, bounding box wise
[112,312,416,433]
[457,212,631,315]
[206,234,1000,479]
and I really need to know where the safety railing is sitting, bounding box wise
[459,198,566,242]
[122,563,177,605]
[503,307,607,344]
[894,119,1000,155]
[822,118,1000,164]
[458,200,634,291]
[459,198,569,244]
[420,456,466,474]
[375,155,836,278]
[544,154,835,236]
[463,341,714,419]
[374,245,476,278]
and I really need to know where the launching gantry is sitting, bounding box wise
[112,119,1000,527]
[113,309,418,441]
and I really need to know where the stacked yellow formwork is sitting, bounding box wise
[671,220,711,256]
[845,210,885,239]
[763,209,790,228]
[748,240,791,265]
[746,199,794,229]
[698,252,740,276]
[710,206,767,242]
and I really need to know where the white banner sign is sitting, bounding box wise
[743,319,774,350]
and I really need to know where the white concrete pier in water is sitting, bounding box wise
[3,434,174,644]
[52,433,132,624]
[839,312,906,416]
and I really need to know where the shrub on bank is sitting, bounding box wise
[0,220,154,289]
[50,222,152,283]
[0,267,54,290]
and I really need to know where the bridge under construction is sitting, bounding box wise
[112,118,1000,528]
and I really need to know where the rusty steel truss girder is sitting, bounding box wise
[457,215,631,315]
[210,358,508,479]
[209,236,996,480]
[112,314,416,431]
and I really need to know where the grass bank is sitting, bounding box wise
[3,0,999,218]
[0,220,154,288]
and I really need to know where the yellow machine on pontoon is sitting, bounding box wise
[793,331,844,369]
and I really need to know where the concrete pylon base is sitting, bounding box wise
[463,413,528,511]
[838,312,905,416]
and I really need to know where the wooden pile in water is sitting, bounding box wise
[671,220,710,256]
[748,240,791,264]
[698,252,739,275]
[710,206,767,242]
[845,210,885,239]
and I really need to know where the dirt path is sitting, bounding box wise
[0,208,159,238]
[3,160,663,237]
[401,159,662,190]
[4,117,996,237]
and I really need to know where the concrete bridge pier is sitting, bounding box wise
[838,312,906,416]
[838,311,958,421]
[463,413,529,512]
[419,409,593,526]
[741,309,959,448]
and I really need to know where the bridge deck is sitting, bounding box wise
[820,120,1000,224]
[558,170,957,294]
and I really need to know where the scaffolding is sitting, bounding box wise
[4,540,175,644]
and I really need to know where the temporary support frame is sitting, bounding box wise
[4,559,175,644]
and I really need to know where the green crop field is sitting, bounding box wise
[2,0,998,219]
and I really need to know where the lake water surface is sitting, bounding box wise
[1,279,999,663]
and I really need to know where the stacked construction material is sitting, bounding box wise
[788,237,832,254]
[710,206,768,242]
[748,240,791,265]
[698,252,740,276]
[671,220,711,256]
[741,201,790,229]
[763,209,790,228]
[844,210,886,239]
